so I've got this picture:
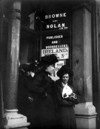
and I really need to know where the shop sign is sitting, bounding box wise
[42,30,70,47]
[41,47,69,59]
[55,60,65,69]
[40,12,71,30]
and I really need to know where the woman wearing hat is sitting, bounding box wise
[27,54,58,129]
[18,62,37,122]
[55,65,78,129]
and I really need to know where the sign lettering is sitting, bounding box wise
[46,23,68,29]
[45,13,67,19]
[46,35,63,39]
[41,47,69,59]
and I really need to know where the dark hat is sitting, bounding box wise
[19,62,36,72]
[57,65,73,78]
[40,54,58,66]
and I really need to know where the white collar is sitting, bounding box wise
[62,82,69,87]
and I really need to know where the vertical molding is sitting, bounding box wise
[72,5,97,129]
[92,1,100,128]
[83,8,92,102]
[0,0,5,128]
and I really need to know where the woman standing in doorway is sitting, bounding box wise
[55,65,78,129]
[28,54,58,129]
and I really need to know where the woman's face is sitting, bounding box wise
[62,73,69,84]
[46,64,55,75]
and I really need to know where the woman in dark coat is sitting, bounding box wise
[27,54,58,129]
[55,65,78,129]
[17,62,36,126]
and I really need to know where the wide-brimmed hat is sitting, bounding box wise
[19,61,38,72]
[57,65,73,78]
[40,54,58,66]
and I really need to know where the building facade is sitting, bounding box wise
[0,0,100,129]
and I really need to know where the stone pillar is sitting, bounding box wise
[72,7,97,129]
[2,1,30,129]
[0,1,3,128]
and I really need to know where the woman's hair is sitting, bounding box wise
[57,65,73,85]
[57,65,73,78]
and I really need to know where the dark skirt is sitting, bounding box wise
[25,94,57,129]
[56,106,77,129]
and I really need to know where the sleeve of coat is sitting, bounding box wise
[28,73,45,94]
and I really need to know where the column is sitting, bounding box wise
[72,6,97,129]
[3,1,30,129]
[93,1,100,128]
[0,0,5,128]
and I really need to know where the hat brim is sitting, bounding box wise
[40,54,58,66]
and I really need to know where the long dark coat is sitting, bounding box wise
[55,79,77,129]
[26,70,57,129]
[17,71,35,125]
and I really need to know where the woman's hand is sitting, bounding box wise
[69,93,77,99]
[68,93,79,104]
